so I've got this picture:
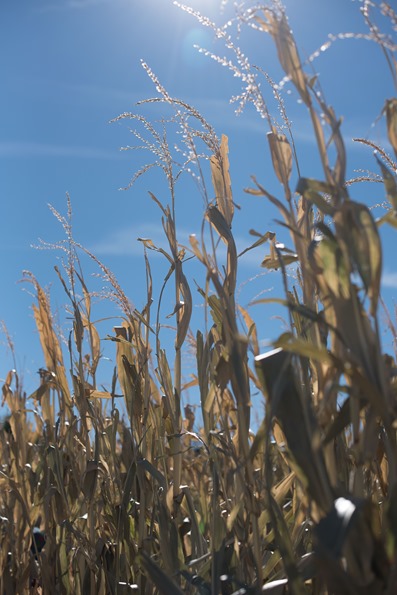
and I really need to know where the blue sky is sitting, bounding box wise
[1,0,396,403]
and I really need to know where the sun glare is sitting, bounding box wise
[182,27,213,67]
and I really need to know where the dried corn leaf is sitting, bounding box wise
[335,201,382,317]
[377,209,397,228]
[376,153,397,212]
[122,355,143,422]
[206,205,237,298]
[114,326,135,411]
[385,98,397,158]
[255,348,333,512]
[238,229,276,258]
[175,271,192,351]
[323,393,365,445]
[257,9,310,106]
[196,330,214,435]
[87,390,112,399]
[226,500,244,532]
[296,177,336,217]
[138,458,166,491]
[140,551,184,595]
[264,492,307,595]
[80,312,101,375]
[310,234,350,299]
[315,497,389,588]
[275,332,334,367]
[261,252,298,270]
[268,130,292,188]
[210,134,234,227]
[246,176,292,221]
[138,237,174,264]
[30,279,71,408]
[162,207,178,259]
[272,471,295,506]
[82,460,98,501]
[239,305,259,356]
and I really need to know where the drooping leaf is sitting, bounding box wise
[206,205,238,304]
[296,177,336,216]
[256,9,310,106]
[261,251,298,270]
[238,229,276,258]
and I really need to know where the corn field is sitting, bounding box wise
[2,1,397,593]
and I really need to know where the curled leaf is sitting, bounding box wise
[256,9,310,106]
[335,201,382,317]
[268,130,292,189]
[206,205,237,297]
[385,98,397,158]
[210,134,234,227]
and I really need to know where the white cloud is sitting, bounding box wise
[89,223,278,268]
[0,141,122,160]
[38,0,118,12]
[89,223,196,257]
[382,271,397,289]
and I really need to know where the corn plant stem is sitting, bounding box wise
[137,259,152,558]
[251,509,263,588]
[138,467,147,555]
[88,499,96,595]
[211,463,219,595]
[173,314,183,504]
[308,105,332,188]
[211,235,262,583]
[173,350,183,501]
[142,251,152,460]
[264,417,306,595]
[114,483,122,594]
[171,162,183,499]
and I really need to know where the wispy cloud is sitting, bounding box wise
[38,0,119,12]
[89,222,276,269]
[89,223,196,257]
[382,271,397,289]
[0,141,123,160]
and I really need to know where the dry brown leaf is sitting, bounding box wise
[385,98,397,158]
[267,130,292,188]
[210,134,234,227]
